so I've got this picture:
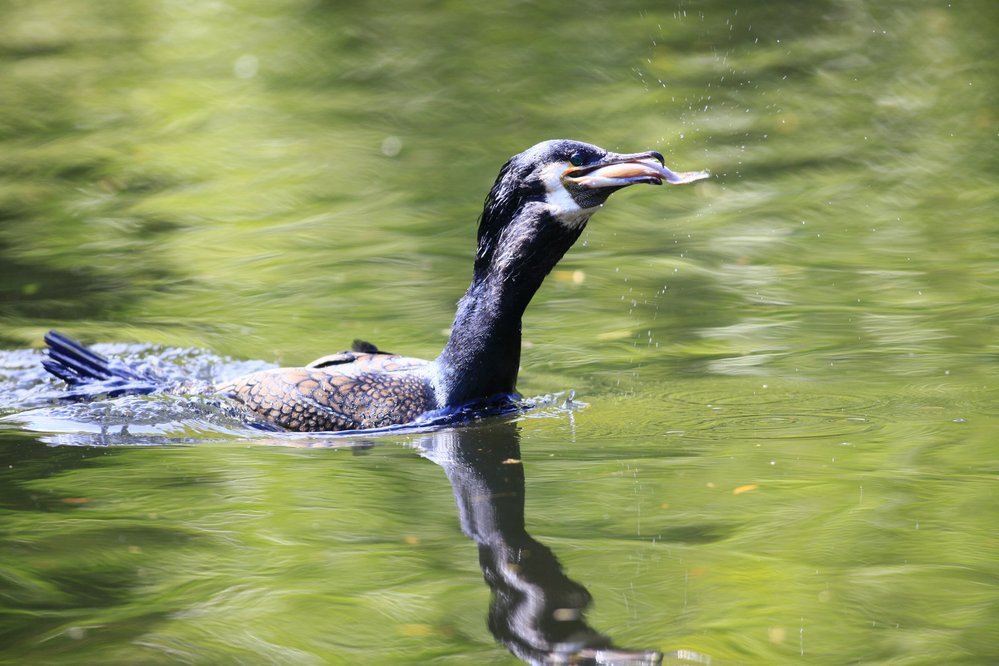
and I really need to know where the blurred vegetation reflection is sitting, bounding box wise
[1,0,996,664]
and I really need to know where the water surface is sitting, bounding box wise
[1,1,996,664]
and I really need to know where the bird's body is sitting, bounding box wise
[43,140,708,432]
[217,344,436,431]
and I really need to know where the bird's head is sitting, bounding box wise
[475,139,708,276]
[486,139,708,228]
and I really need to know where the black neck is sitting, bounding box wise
[434,202,587,406]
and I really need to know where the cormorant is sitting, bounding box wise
[43,139,708,431]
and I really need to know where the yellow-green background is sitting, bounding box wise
[1,1,996,663]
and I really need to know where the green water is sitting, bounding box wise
[1,1,996,664]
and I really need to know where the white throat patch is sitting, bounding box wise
[540,162,600,228]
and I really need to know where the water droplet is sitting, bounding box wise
[381,136,403,157]
[233,54,258,79]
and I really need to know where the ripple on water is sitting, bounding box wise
[895,379,999,421]
[659,383,887,442]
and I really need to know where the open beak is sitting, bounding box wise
[565,150,709,189]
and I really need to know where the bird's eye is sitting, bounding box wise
[569,152,586,167]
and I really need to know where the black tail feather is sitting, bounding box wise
[41,357,89,385]
[42,330,163,396]
[44,331,118,382]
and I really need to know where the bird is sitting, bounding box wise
[43,139,708,432]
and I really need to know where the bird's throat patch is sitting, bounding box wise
[540,163,600,228]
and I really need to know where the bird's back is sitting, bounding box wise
[217,348,436,432]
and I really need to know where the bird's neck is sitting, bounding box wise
[433,277,525,406]
[433,204,588,407]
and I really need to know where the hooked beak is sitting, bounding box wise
[565,150,710,189]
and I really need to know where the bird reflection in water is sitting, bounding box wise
[416,419,664,666]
